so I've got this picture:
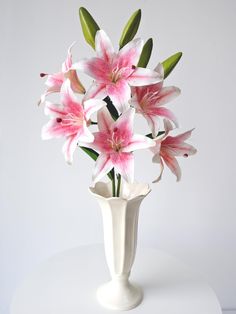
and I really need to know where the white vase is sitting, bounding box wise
[89,180,151,311]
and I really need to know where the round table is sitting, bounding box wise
[10,245,222,314]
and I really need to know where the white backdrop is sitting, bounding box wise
[1,0,236,313]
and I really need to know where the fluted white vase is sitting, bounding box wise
[89,181,151,311]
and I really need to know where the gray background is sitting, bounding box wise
[1,0,235,313]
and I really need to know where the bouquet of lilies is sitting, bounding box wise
[39,8,197,197]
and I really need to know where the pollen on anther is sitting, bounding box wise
[56,118,62,123]
[132,65,136,69]
[183,153,188,158]
[40,73,47,78]
[113,127,118,132]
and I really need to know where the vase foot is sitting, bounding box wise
[96,279,143,311]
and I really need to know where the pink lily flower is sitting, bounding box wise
[151,120,197,182]
[39,43,85,105]
[42,79,106,164]
[72,30,162,113]
[130,63,180,137]
[81,107,155,183]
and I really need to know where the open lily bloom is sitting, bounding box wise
[72,30,162,113]
[81,107,155,183]
[42,79,106,164]
[130,64,180,137]
[150,120,197,182]
[39,43,85,105]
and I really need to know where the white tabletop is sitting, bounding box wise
[10,244,222,314]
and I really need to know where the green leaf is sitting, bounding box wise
[80,146,114,180]
[162,52,182,79]
[79,7,100,49]
[80,146,98,161]
[137,38,153,68]
[119,9,141,49]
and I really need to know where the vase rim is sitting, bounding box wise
[89,181,151,201]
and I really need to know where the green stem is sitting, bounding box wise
[112,169,116,197]
[116,174,121,197]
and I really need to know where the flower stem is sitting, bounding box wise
[112,169,116,197]
[116,174,121,197]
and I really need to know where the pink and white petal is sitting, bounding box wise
[97,106,114,133]
[107,80,131,113]
[156,86,181,106]
[64,69,85,94]
[92,154,114,183]
[150,139,162,155]
[154,63,164,79]
[163,118,174,135]
[79,131,111,153]
[95,30,114,63]
[128,68,162,86]
[122,134,155,153]
[61,42,75,73]
[38,91,54,106]
[60,79,83,113]
[145,115,160,137]
[45,72,64,89]
[169,129,195,144]
[152,157,164,183]
[41,119,65,140]
[164,143,197,157]
[77,122,94,143]
[113,107,135,137]
[62,133,79,165]
[111,152,134,183]
[44,101,66,117]
[118,38,143,67]
[84,99,107,120]
[153,107,179,127]
[72,58,110,82]
[84,81,107,101]
[163,154,181,181]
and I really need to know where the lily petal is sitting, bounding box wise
[83,99,106,120]
[60,80,83,113]
[84,81,107,100]
[128,67,162,86]
[154,63,164,79]
[61,42,74,73]
[152,107,179,128]
[77,123,94,143]
[44,101,66,117]
[92,154,114,183]
[72,58,110,82]
[64,69,85,94]
[111,152,134,183]
[62,133,79,165]
[107,80,131,113]
[118,38,143,67]
[152,156,164,183]
[41,119,64,139]
[166,129,195,144]
[145,114,160,138]
[155,86,181,107]
[163,154,181,182]
[95,30,114,63]
[164,143,197,157]
[113,107,134,136]
[97,106,114,133]
[123,134,155,152]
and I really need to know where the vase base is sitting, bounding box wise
[96,279,143,311]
